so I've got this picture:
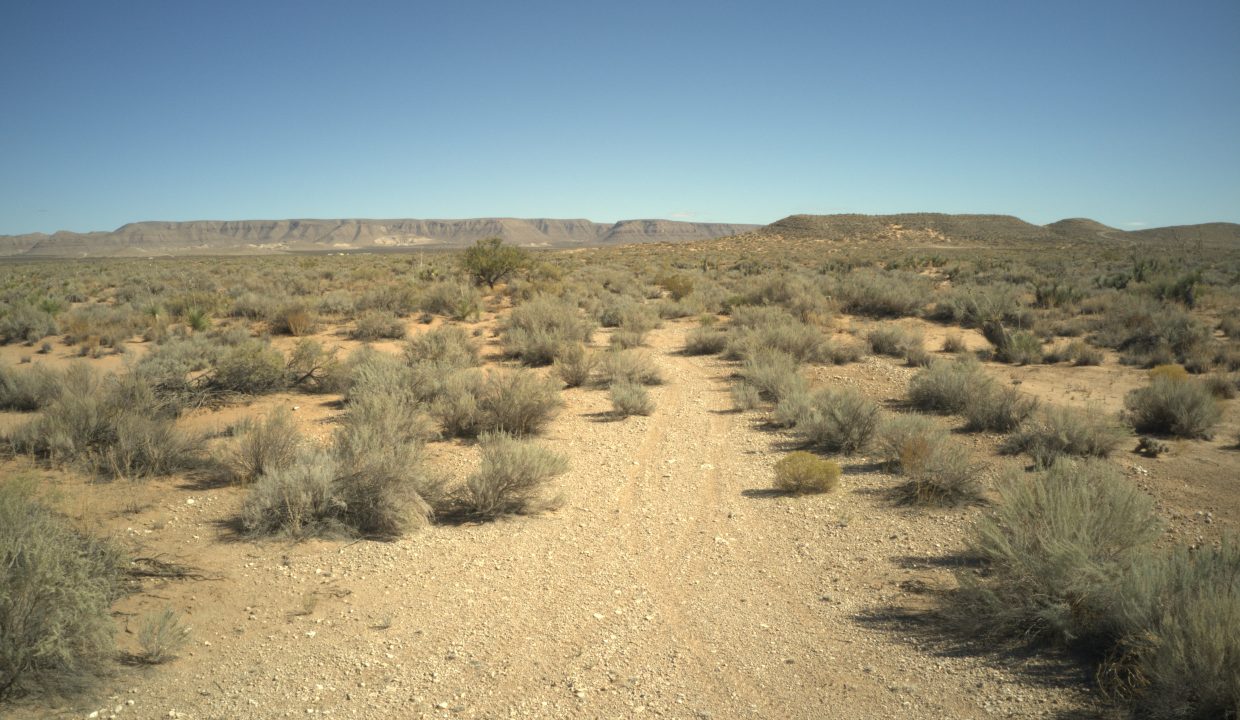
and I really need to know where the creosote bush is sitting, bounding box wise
[772,451,840,494]
[456,432,568,518]
[0,479,125,699]
[1124,376,1220,439]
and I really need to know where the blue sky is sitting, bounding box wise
[1,0,1237,234]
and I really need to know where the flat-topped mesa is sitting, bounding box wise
[0,217,761,258]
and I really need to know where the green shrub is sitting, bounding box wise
[351,309,407,340]
[908,356,993,414]
[1124,376,1221,439]
[457,432,568,518]
[211,340,287,395]
[772,451,840,494]
[953,459,1161,649]
[610,381,654,417]
[598,350,663,387]
[683,326,728,355]
[789,386,880,454]
[552,344,597,388]
[963,385,1038,433]
[462,237,527,288]
[0,364,62,411]
[226,407,301,484]
[1003,404,1123,467]
[0,479,125,699]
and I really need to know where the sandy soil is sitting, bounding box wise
[5,318,1237,720]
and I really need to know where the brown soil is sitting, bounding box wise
[6,318,1238,720]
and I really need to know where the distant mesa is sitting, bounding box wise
[1,213,1235,258]
[0,218,761,258]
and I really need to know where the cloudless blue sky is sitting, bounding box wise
[2,0,1238,234]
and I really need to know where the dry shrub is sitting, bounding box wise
[893,436,983,506]
[226,407,301,484]
[477,370,562,436]
[738,349,806,405]
[941,333,968,353]
[598,349,663,387]
[404,325,479,368]
[552,343,597,388]
[788,386,880,455]
[683,326,727,355]
[0,479,125,699]
[1124,376,1220,439]
[503,295,595,366]
[610,381,654,417]
[456,432,568,518]
[877,414,946,470]
[908,356,993,414]
[772,451,840,494]
[1003,404,1123,467]
[270,303,319,336]
[351,309,407,340]
[866,324,922,357]
[418,281,482,321]
[963,385,1038,433]
[0,364,62,411]
[952,459,1161,651]
[0,304,58,345]
[211,340,287,395]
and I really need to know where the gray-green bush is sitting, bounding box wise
[1003,404,1123,467]
[456,432,568,518]
[908,356,993,414]
[788,386,880,455]
[610,381,654,417]
[1124,376,1221,439]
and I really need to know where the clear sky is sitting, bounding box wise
[1,0,1237,234]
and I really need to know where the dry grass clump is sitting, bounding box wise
[1003,404,1123,467]
[941,333,968,353]
[1124,375,1221,439]
[455,432,568,518]
[772,451,840,494]
[503,295,595,366]
[225,407,301,484]
[834,269,930,318]
[963,385,1039,433]
[1044,339,1104,366]
[610,381,654,417]
[351,309,407,340]
[135,606,191,665]
[908,356,993,414]
[0,479,126,699]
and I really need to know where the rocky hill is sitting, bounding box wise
[0,218,760,258]
[761,213,1240,248]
